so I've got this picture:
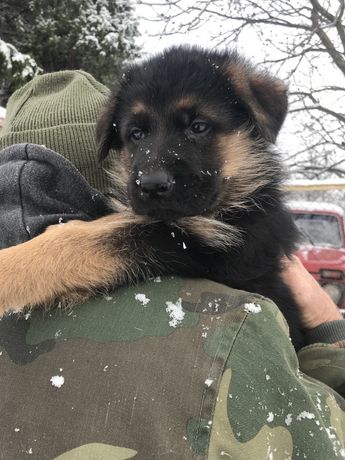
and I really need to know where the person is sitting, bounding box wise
[0,71,344,460]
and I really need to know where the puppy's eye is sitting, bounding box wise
[130,128,146,141]
[190,121,210,134]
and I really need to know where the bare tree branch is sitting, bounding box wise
[310,0,345,74]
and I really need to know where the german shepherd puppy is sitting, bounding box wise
[0,47,303,348]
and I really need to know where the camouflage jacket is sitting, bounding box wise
[0,277,344,460]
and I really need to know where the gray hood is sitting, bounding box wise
[0,143,112,249]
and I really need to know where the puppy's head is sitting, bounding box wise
[97,46,288,220]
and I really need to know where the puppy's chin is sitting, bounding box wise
[130,198,216,221]
[133,207,186,221]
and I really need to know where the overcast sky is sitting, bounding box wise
[136,2,265,58]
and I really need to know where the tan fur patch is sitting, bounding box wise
[174,97,195,110]
[217,131,255,178]
[226,61,250,96]
[250,73,286,94]
[178,216,243,250]
[0,213,146,314]
[174,97,222,121]
[226,62,287,142]
[107,149,131,208]
[131,101,147,114]
[216,131,279,211]
[226,61,269,130]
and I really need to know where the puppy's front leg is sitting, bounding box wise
[0,213,146,315]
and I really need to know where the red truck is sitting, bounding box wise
[288,201,345,311]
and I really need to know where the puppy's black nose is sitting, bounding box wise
[139,171,174,197]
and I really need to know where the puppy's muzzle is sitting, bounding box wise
[139,171,174,198]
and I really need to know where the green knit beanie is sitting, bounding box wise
[0,70,113,194]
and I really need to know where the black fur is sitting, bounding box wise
[97,46,304,349]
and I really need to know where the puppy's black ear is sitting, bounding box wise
[96,89,123,162]
[227,58,288,143]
